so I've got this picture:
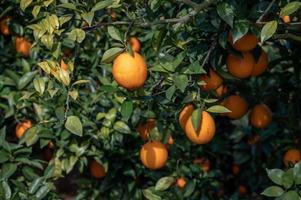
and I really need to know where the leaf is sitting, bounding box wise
[24,127,39,146]
[282,168,294,189]
[0,163,17,180]
[72,80,89,86]
[183,180,196,197]
[32,6,41,18]
[1,181,11,200]
[58,3,78,11]
[293,161,301,184]
[142,189,161,200]
[35,185,50,200]
[107,26,123,42]
[65,116,83,136]
[20,0,32,11]
[261,21,277,43]
[261,186,284,197]
[68,90,79,101]
[121,101,133,121]
[173,75,188,92]
[232,20,249,42]
[172,52,185,69]
[191,108,202,133]
[29,178,43,194]
[217,2,235,27]
[33,78,45,95]
[18,71,37,90]
[280,2,301,17]
[155,177,175,191]
[113,121,131,134]
[206,105,231,113]
[91,0,114,12]
[81,12,94,26]
[41,34,54,50]
[58,69,70,86]
[101,47,124,63]
[204,99,219,103]
[266,169,284,185]
[166,85,176,100]
[68,29,86,43]
[280,191,299,200]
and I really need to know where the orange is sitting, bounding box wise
[137,118,156,140]
[215,84,228,97]
[60,59,68,70]
[140,141,168,170]
[283,149,301,167]
[193,158,211,172]
[0,16,12,36]
[228,32,258,51]
[239,185,247,195]
[200,68,223,91]
[282,15,290,23]
[15,120,33,139]
[48,141,55,149]
[15,37,31,57]
[232,164,240,175]
[250,104,272,128]
[128,37,141,52]
[167,135,174,145]
[179,104,195,129]
[184,111,216,144]
[251,50,269,76]
[226,52,255,78]
[90,160,106,178]
[221,95,248,119]
[176,177,186,188]
[112,52,147,90]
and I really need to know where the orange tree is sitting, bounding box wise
[0,0,301,199]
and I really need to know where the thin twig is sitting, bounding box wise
[256,21,301,26]
[201,35,217,68]
[83,0,216,31]
[256,0,277,24]
[274,33,301,42]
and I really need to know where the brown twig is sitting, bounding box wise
[256,0,277,24]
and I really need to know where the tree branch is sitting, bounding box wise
[177,0,199,9]
[256,0,276,24]
[83,0,216,31]
[274,33,301,42]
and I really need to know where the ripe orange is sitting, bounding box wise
[226,52,255,78]
[60,59,68,70]
[90,160,106,178]
[282,15,290,23]
[15,37,32,57]
[200,68,223,91]
[283,149,301,167]
[112,52,147,90]
[0,16,12,36]
[184,111,216,144]
[239,185,247,195]
[251,50,269,76]
[215,84,228,97]
[167,135,174,145]
[232,164,240,175]
[128,37,141,52]
[15,120,33,139]
[228,32,258,51]
[221,95,248,119]
[176,177,186,188]
[250,104,272,128]
[140,141,168,170]
[179,104,195,129]
[193,158,211,172]
[137,118,156,140]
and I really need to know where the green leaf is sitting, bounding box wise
[81,12,94,26]
[72,80,90,86]
[183,180,196,197]
[41,34,54,50]
[282,168,294,189]
[58,3,78,11]
[65,116,83,136]
[18,71,37,90]
[206,105,231,114]
[121,101,133,121]
[33,78,45,95]
[24,127,39,146]
[0,163,17,180]
[35,185,50,200]
[280,191,299,200]
[232,20,249,42]
[68,29,86,43]
[101,47,124,63]
[261,21,277,43]
[142,189,161,200]
[166,85,176,100]
[1,181,11,200]
[280,2,301,17]
[113,121,131,134]
[172,52,185,70]
[204,99,219,103]
[29,178,43,194]
[155,177,175,191]
[107,26,123,42]
[191,108,202,133]
[174,75,188,93]
[32,6,41,18]
[266,168,284,185]
[217,2,235,27]
[261,186,284,197]
[20,0,32,11]
[293,161,301,184]
[91,0,114,12]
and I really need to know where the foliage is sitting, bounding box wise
[0,0,301,199]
